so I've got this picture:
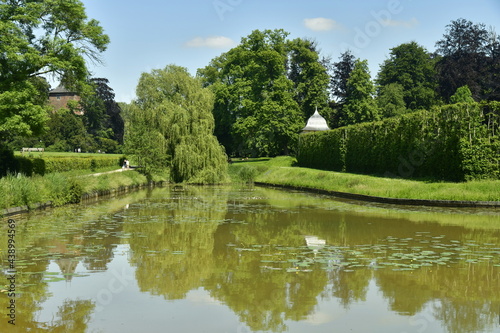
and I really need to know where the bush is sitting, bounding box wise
[237,165,259,183]
[66,178,83,204]
[0,145,17,177]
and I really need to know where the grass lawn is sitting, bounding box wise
[229,156,500,202]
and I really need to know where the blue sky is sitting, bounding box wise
[78,0,500,103]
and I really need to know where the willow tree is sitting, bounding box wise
[125,65,228,183]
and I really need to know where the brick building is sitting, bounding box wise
[48,84,83,115]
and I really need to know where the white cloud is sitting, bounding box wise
[304,18,339,31]
[382,18,419,28]
[184,36,236,49]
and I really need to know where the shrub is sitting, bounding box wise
[0,145,17,177]
[67,178,83,204]
[237,165,259,183]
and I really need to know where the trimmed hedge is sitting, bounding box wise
[5,155,122,176]
[298,102,500,181]
[43,156,121,173]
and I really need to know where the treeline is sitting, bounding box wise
[2,0,499,183]
[298,102,500,181]
[199,18,500,158]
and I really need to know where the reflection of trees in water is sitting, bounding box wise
[0,261,49,331]
[0,194,140,332]
[206,187,500,332]
[126,186,228,300]
[435,299,500,333]
[208,205,329,332]
[205,247,327,332]
[2,186,500,332]
[376,262,500,332]
[325,269,372,309]
[131,221,219,299]
[80,216,125,271]
[46,299,95,333]
[0,267,95,332]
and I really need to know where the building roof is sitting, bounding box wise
[49,84,75,94]
[302,108,330,133]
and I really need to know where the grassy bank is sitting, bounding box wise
[229,156,500,202]
[0,167,169,213]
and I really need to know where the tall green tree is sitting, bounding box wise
[343,59,379,125]
[125,65,228,183]
[42,107,91,152]
[323,50,356,128]
[287,38,329,118]
[82,78,124,144]
[329,50,356,104]
[377,42,438,110]
[435,18,500,101]
[0,0,109,140]
[198,29,303,157]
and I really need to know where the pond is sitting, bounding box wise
[1,185,500,333]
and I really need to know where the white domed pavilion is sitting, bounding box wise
[302,108,330,133]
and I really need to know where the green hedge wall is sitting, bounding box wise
[43,156,121,173]
[298,102,500,181]
[10,155,122,176]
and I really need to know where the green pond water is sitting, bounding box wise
[1,185,500,333]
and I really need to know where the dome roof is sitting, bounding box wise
[302,109,330,133]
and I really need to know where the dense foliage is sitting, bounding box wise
[298,102,500,181]
[82,78,125,144]
[0,0,109,140]
[435,18,500,102]
[198,29,329,157]
[377,41,438,111]
[125,65,228,183]
[7,79,124,154]
[342,59,379,125]
[0,0,116,177]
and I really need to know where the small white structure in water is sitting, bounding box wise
[301,108,330,133]
[305,236,326,253]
